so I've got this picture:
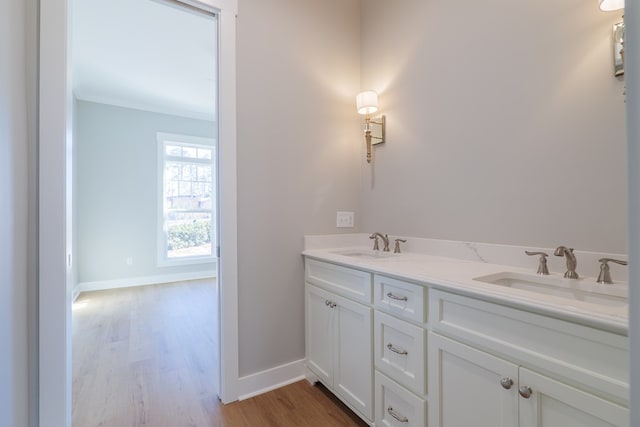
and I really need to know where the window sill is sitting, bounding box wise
[158,256,217,268]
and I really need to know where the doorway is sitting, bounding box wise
[70,0,219,423]
[38,0,239,425]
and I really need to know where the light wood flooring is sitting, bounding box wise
[72,280,367,427]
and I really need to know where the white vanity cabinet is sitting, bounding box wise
[428,290,630,427]
[304,254,629,427]
[305,259,374,423]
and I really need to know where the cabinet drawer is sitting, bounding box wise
[374,311,426,395]
[430,289,629,404]
[375,371,426,427]
[374,275,426,324]
[305,258,372,304]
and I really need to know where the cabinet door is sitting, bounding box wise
[333,293,373,421]
[305,284,334,386]
[428,332,519,427]
[518,367,629,427]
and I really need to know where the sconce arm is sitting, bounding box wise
[362,114,386,163]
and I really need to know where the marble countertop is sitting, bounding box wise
[302,245,629,335]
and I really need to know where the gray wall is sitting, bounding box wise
[0,0,29,424]
[236,0,362,376]
[75,100,216,284]
[234,0,630,381]
[360,0,628,254]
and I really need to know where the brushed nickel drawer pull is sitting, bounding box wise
[387,406,408,423]
[386,292,408,301]
[387,343,408,355]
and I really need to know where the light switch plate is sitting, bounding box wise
[336,211,355,228]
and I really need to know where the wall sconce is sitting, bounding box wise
[599,0,625,76]
[356,90,386,163]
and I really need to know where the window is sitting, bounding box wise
[157,133,216,266]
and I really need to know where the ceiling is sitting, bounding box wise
[72,0,217,121]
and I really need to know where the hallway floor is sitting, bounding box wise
[72,280,367,426]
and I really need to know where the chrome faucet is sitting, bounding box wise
[370,232,390,252]
[554,246,579,279]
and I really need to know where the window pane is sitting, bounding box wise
[165,182,179,201]
[200,195,212,210]
[197,165,210,182]
[197,148,212,159]
[166,144,182,156]
[193,183,205,197]
[165,212,212,258]
[179,164,190,181]
[182,146,197,158]
[179,181,191,196]
[166,163,180,180]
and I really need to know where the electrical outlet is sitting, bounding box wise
[126,256,133,266]
[336,211,355,228]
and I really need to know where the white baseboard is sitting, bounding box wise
[76,270,216,294]
[237,358,306,401]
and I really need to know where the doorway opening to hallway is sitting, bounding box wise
[69,0,220,424]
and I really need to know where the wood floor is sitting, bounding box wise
[217,381,368,427]
[72,280,367,427]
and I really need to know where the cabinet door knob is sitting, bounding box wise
[519,385,533,399]
[500,377,513,390]
[325,300,330,306]
[387,406,409,423]
[386,343,408,355]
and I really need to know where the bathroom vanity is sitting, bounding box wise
[303,235,629,427]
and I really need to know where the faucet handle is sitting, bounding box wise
[599,258,628,266]
[525,251,548,257]
[394,239,407,254]
[525,251,549,275]
[597,258,628,284]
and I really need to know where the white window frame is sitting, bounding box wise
[157,132,216,267]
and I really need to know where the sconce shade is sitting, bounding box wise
[599,0,624,11]
[356,91,378,115]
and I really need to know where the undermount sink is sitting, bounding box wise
[472,272,628,308]
[330,249,397,260]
